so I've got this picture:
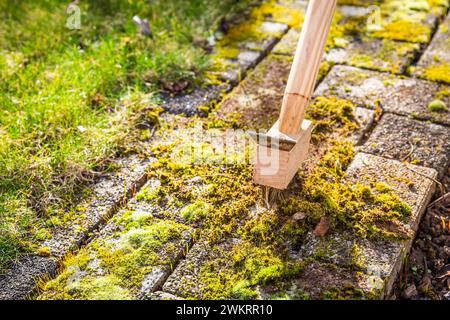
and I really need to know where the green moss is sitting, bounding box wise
[428,100,449,112]
[97,219,188,287]
[145,137,259,240]
[250,0,304,28]
[423,64,450,83]
[350,242,365,269]
[307,97,358,142]
[78,275,133,300]
[38,216,189,299]
[37,246,51,257]
[322,285,367,300]
[370,20,430,43]
[293,141,412,240]
[231,280,259,300]
[374,182,392,193]
[135,185,166,205]
[180,201,210,222]
[35,228,53,241]
[436,87,450,100]
[349,39,419,74]
[215,47,241,60]
[198,241,304,300]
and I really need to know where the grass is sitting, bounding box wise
[0,0,255,272]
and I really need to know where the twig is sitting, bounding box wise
[401,142,416,162]
[427,192,450,209]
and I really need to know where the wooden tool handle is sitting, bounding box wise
[278,0,337,135]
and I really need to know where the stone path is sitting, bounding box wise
[1,0,450,300]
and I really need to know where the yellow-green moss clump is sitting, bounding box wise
[428,99,449,112]
[364,0,445,44]
[371,20,430,43]
[145,144,259,239]
[250,0,304,28]
[423,63,450,84]
[307,97,358,141]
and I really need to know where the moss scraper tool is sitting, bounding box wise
[250,0,337,189]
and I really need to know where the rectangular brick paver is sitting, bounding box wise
[315,65,450,126]
[361,113,450,177]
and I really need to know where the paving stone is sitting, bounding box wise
[326,37,420,74]
[162,239,239,299]
[414,12,450,84]
[353,107,376,144]
[258,261,384,300]
[341,0,446,44]
[361,113,450,177]
[0,256,58,300]
[274,26,419,76]
[215,54,292,130]
[161,85,230,116]
[210,50,269,86]
[41,155,152,258]
[132,175,218,227]
[259,21,289,34]
[344,153,437,297]
[272,28,300,56]
[315,65,450,126]
[148,291,183,300]
[214,60,246,85]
